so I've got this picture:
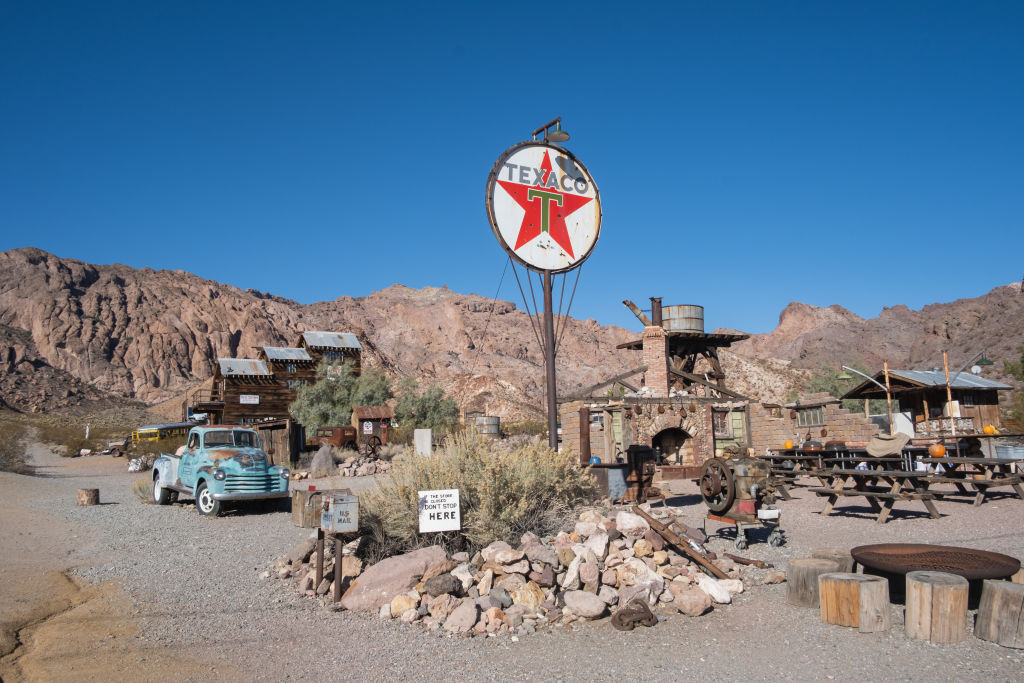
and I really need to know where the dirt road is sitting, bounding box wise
[2,444,1022,681]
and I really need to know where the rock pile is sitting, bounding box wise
[338,454,391,477]
[265,505,787,637]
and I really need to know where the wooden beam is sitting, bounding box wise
[565,365,648,401]
[669,368,751,400]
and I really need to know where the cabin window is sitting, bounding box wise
[287,379,306,390]
[959,391,975,407]
[286,363,296,373]
[795,406,825,428]
[324,350,345,362]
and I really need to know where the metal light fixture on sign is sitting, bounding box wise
[976,354,994,367]
[837,369,853,380]
[547,120,570,142]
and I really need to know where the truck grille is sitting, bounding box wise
[224,473,278,492]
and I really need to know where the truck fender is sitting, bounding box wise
[153,456,174,486]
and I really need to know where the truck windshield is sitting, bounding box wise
[204,430,260,448]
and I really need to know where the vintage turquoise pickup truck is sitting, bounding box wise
[152,425,290,516]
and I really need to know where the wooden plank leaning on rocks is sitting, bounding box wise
[631,505,727,580]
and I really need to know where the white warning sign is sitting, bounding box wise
[418,489,461,533]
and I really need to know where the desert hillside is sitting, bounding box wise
[2,247,1019,419]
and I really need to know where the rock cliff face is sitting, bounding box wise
[730,282,1024,381]
[0,248,637,418]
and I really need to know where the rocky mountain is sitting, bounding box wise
[729,281,1024,381]
[0,248,641,419]
[1,247,1018,419]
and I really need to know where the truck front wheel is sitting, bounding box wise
[153,476,172,505]
[195,481,222,517]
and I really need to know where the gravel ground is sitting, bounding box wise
[7,446,1024,681]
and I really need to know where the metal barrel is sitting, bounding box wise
[663,304,704,333]
[475,416,500,439]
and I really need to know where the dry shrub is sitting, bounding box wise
[0,421,32,475]
[357,432,596,562]
[131,478,154,503]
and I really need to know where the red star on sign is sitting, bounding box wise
[496,150,592,259]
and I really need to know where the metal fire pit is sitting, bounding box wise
[851,543,1020,606]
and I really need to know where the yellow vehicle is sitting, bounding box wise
[131,422,194,445]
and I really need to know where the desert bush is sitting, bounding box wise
[0,421,32,475]
[357,432,596,562]
[290,360,393,433]
[131,478,154,504]
[502,419,547,437]
[377,442,406,461]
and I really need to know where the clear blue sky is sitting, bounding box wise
[2,2,1021,334]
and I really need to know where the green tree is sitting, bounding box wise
[394,379,459,433]
[289,361,393,432]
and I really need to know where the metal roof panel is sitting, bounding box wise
[218,358,272,376]
[302,331,362,350]
[262,346,312,361]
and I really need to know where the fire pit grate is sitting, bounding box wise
[851,543,1019,580]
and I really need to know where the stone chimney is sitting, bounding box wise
[642,307,670,397]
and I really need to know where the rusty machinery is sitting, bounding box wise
[699,456,783,549]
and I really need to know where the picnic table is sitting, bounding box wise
[919,457,1024,506]
[808,468,940,524]
[763,448,927,500]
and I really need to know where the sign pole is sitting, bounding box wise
[543,270,557,448]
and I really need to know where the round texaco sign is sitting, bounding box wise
[486,141,601,273]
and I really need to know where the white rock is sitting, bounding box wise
[695,574,732,604]
[561,555,582,590]
[720,578,744,595]
[615,511,650,537]
[584,532,609,561]
[378,603,393,619]
[451,563,475,592]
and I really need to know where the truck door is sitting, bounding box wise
[178,431,200,486]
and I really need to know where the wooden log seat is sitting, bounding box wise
[818,573,891,632]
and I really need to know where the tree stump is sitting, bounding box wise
[905,571,968,644]
[787,558,840,607]
[76,488,100,506]
[818,572,890,632]
[1011,569,1024,585]
[975,580,1024,649]
[812,547,855,573]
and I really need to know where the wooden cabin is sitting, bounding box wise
[212,358,289,424]
[296,331,362,375]
[258,346,317,393]
[841,369,1011,436]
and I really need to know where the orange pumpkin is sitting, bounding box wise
[783,440,794,450]
[928,443,946,457]
[983,425,997,435]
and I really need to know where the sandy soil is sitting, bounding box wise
[0,445,221,682]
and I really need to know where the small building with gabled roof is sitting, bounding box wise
[841,369,1011,436]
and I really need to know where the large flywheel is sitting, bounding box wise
[699,457,736,514]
